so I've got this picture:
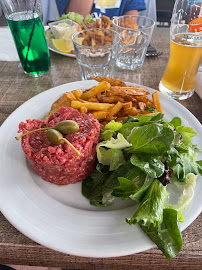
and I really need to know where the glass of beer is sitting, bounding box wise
[159,0,202,100]
[0,0,50,77]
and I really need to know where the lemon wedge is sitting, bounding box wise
[52,39,74,53]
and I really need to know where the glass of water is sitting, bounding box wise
[112,15,155,70]
[72,28,120,80]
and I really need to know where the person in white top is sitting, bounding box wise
[41,0,59,25]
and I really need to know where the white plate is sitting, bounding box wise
[0,80,201,258]
[46,29,76,58]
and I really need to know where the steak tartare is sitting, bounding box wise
[18,107,100,185]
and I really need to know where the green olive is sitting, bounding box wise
[46,129,63,145]
[54,120,79,134]
[15,120,79,141]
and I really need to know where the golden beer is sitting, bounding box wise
[159,33,202,99]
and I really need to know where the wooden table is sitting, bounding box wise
[0,28,201,270]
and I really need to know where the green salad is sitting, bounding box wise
[82,113,202,259]
[58,12,95,24]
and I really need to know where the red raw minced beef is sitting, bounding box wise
[18,107,100,185]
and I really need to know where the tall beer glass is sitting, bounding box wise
[0,0,50,77]
[159,0,202,100]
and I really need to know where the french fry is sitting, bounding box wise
[91,38,96,46]
[71,100,113,110]
[81,81,111,100]
[92,111,109,120]
[135,95,149,103]
[46,100,71,120]
[72,89,83,99]
[102,96,120,103]
[125,107,139,116]
[88,97,98,102]
[123,102,132,110]
[65,92,77,101]
[77,98,88,103]
[138,102,146,111]
[119,95,137,102]
[152,91,163,113]
[106,102,123,121]
[51,94,70,110]
[96,93,103,102]
[80,106,88,114]
[91,76,127,86]
[110,86,150,96]
[106,90,111,97]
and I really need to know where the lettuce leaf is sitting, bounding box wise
[82,162,153,206]
[113,177,138,200]
[102,162,144,201]
[123,115,139,123]
[130,154,164,178]
[97,148,126,171]
[97,133,131,151]
[126,179,168,227]
[145,106,157,113]
[196,160,202,174]
[166,173,197,211]
[138,113,164,125]
[113,174,153,201]
[59,12,95,24]
[59,12,84,22]
[140,209,183,259]
[176,126,198,148]
[119,122,140,139]
[167,148,202,181]
[100,120,122,141]
[169,117,181,128]
[82,168,111,206]
[85,14,95,23]
[128,123,174,155]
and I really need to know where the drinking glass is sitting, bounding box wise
[72,28,120,80]
[159,0,202,100]
[112,15,155,70]
[0,0,50,77]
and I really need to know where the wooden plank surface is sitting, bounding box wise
[0,28,201,269]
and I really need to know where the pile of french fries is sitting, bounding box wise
[79,28,113,47]
[77,16,113,47]
[45,77,163,127]
[79,15,112,31]
[119,17,138,29]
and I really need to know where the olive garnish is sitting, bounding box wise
[15,120,81,156]
[46,129,80,156]
[54,120,79,134]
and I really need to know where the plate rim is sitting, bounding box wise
[0,80,201,258]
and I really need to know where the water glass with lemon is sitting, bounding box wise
[47,19,79,54]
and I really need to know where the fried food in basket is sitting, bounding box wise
[45,76,163,126]
[76,16,114,47]
[78,15,112,31]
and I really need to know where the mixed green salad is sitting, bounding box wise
[58,12,95,24]
[82,112,202,259]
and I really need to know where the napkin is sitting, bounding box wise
[0,26,19,61]
[0,26,50,62]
